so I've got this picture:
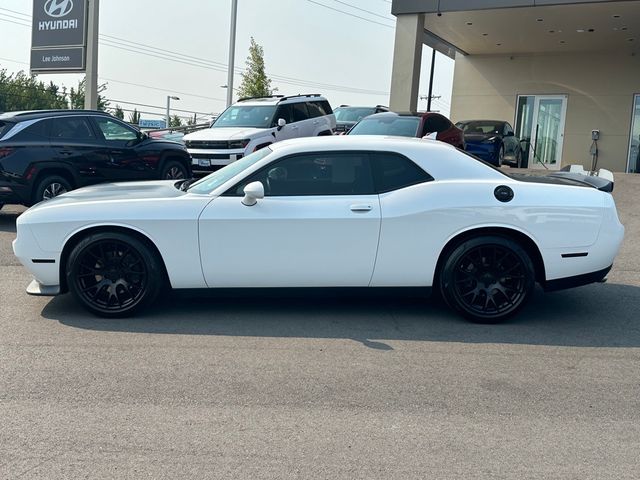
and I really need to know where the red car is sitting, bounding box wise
[347,111,465,149]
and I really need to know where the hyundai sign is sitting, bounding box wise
[31,0,87,72]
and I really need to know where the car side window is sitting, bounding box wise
[306,101,324,118]
[371,152,433,193]
[320,101,333,115]
[51,117,96,141]
[291,103,309,123]
[9,119,52,142]
[228,152,374,196]
[422,114,451,136]
[92,117,138,145]
[274,104,293,125]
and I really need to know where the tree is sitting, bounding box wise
[169,115,183,128]
[236,37,275,99]
[69,78,109,110]
[0,69,68,112]
[128,108,140,125]
[186,112,198,126]
[113,104,124,120]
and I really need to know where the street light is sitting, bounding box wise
[166,95,180,129]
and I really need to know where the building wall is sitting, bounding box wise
[450,52,640,171]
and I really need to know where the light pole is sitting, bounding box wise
[166,96,180,129]
[227,0,238,107]
[84,0,100,110]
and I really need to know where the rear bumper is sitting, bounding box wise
[0,179,31,205]
[543,265,611,292]
[465,143,499,165]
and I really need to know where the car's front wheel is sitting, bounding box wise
[439,236,535,323]
[66,232,164,317]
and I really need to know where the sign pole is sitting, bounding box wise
[84,0,99,110]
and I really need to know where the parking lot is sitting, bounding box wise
[0,173,639,478]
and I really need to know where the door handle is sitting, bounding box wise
[350,204,372,212]
[59,150,73,156]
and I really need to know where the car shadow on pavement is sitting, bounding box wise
[40,282,640,349]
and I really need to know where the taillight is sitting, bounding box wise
[0,147,14,159]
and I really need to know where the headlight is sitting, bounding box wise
[228,139,250,149]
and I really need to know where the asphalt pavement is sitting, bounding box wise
[1,174,639,479]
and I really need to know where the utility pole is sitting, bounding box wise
[166,96,180,129]
[426,48,436,111]
[226,0,238,107]
[84,0,100,110]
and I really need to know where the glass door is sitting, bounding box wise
[515,95,567,169]
[627,95,640,173]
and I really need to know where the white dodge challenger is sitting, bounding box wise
[13,136,624,323]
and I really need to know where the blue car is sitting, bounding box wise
[455,120,524,167]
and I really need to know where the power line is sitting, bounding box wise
[304,0,394,29]
[329,0,395,22]
[0,10,390,97]
[106,98,215,116]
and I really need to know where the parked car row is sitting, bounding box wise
[0,94,524,208]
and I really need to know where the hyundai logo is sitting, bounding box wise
[44,0,74,18]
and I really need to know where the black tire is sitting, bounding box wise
[511,148,523,168]
[161,160,189,180]
[439,236,535,323]
[66,232,164,318]
[33,175,72,203]
[498,145,505,167]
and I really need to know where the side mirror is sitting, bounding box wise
[241,181,265,206]
[276,118,286,131]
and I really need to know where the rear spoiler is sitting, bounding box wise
[548,165,615,192]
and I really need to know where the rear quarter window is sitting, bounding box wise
[0,121,13,139]
[371,152,433,193]
[6,119,52,142]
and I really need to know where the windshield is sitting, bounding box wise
[188,147,273,194]
[334,107,376,123]
[457,121,504,135]
[212,105,276,128]
[349,116,420,137]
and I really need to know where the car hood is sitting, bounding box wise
[28,180,185,210]
[463,133,502,144]
[184,126,268,141]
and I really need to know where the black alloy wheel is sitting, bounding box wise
[440,236,535,323]
[162,160,188,180]
[34,175,72,203]
[67,232,163,317]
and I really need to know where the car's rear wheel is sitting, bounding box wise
[34,175,72,203]
[498,146,505,167]
[161,160,188,180]
[66,232,164,317]
[439,236,535,323]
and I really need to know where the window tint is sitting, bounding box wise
[349,116,420,137]
[320,101,333,115]
[307,101,327,118]
[10,119,52,141]
[371,152,433,193]
[291,103,309,123]
[51,117,95,141]
[274,104,293,124]
[93,117,138,142]
[422,114,451,135]
[230,152,374,196]
[0,121,14,139]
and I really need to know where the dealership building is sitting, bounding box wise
[389,0,640,172]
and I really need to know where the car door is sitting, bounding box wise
[49,116,110,186]
[290,102,313,137]
[89,116,150,180]
[198,151,381,287]
[271,104,298,142]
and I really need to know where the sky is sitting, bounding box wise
[0,0,455,122]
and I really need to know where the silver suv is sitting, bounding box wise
[184,94,335,175]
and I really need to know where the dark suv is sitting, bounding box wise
[0,110,192,208]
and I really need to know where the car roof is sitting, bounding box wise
[235,94,328,106]
[0,109,113,122]
[457,119,506,124]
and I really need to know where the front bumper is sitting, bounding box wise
[13,224,62,292]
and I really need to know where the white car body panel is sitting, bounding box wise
[199,195,381,287]
[13,136,624,295]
